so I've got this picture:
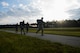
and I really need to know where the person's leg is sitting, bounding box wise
[16,28,17,33]
[27,28,29,33]
[16,28,18,33]
[36,28,40,33]
[16,29,17,33]
[26,28,28,33]
[21,28,22,35]
[23,28,25,35]
[22,28,24,35]
[41,28,43,36]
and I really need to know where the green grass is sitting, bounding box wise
[29,28,80,37]
[0,31,80,53]
[44,31,80,37]
[1,27,80,37]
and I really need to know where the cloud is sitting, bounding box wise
[8,4,41,17]
[19,4,31,12]
[31,0,71,21]
[0,3,41,17]
[1,2,9,7]
[68,8,80,19]
[77,0,80,3]
[12,5,16,8]
[0,11,7,18]
[2,0,80,24]
[0,2,42,24]
[0,16,22,24]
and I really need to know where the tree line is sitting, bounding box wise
[44,19,80,28]
[0,19,80,28]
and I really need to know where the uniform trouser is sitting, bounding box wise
[26,28,29,33]
[36,28,43,36]
[16,28,18,33]
[21,28,25,35]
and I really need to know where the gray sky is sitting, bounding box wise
[0,0,80,24]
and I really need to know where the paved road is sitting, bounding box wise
[0,30,80,48]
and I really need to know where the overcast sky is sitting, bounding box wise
[0,0,80,24]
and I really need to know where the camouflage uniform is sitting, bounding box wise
[36,17,44,36]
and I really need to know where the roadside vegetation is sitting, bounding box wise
[0,27,80,37]
[29,28,80,37]
[0,31,80,53]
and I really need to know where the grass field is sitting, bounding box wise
[29,28,80,37]
[0,31,80,53]
[1,27,80,37]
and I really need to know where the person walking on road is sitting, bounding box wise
[26,22,29,33]
[15,23,18,33]
[36,17,44,36]
[20,20,25,35]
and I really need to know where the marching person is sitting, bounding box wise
[36,17,44,36]
[20,20,25,35]
[26,22,29,33]
[15,23,18,33]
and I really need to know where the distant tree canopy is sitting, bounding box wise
[44,19,80,28]
[0,19,80,28]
